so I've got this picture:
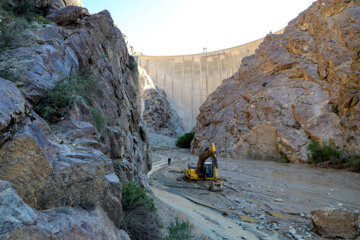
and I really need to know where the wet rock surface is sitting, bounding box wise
[192,0,360,162]
[149,134,360,240]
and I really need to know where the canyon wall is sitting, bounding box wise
[0,1,149,239]
[191,0,360,163]
[138,30,283,132]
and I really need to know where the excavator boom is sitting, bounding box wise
[184,143,223,191]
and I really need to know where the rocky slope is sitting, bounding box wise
[139,67,185,137]
[192,0,360,163]
[0,1,150,239]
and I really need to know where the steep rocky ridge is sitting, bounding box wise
[0,2,149,239]
[139,67,185,137]
[192,0,360,163]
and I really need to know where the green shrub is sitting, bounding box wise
[121,182,155,211]
[262,82,267,87]
[34,78,73,122]
[1,0,37,20]
[307,138,341,164]
[307,139,360,172]
[163,217,193,240]
[121,207,161,240]
[278,150,290,163]
[0,63,21,82]
[0,0,46,52]
[331,104,339,115]
[121,182,160,240]
[89,107,107,135]
[35,72,98,123]
[176,133,194,148]
[346,154,360,172]
[128,56,138,72]
[32,14,50,24]
[0,18,31,51]
[293,121,301,129]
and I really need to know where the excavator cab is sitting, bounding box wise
[184,143,223,191]
[204,162,213,178]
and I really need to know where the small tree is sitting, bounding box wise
[331,104,339,115]
[34,72,98,123]
[307,138,341,164]
[176,133,194,148]
[163,217,193,240]
[121,182,160,240]
[121,182,155,211]
[346,154,360,172]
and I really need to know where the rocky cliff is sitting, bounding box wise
[192,0,360,163]
[139,67,185,137]
[0,1,150,239]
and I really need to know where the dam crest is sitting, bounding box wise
[138,30,283,132]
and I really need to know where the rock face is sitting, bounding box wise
[37,0,83,13]
[0,79,29,134]
[192,0,360,162]
[140,67,185,137]
[0,2,150,239]
[46,6,90,26]
[311,207,359,239]
[0,181,130,240]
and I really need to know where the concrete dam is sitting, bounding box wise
[138,31,283,132]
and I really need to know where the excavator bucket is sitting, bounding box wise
[209,178,223,192]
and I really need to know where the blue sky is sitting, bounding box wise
[82,0,316,56]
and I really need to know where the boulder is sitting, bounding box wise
[0,180,37,227]
[37,0,83,11]
[311,207,359,239]
[0,78,28,133]
[0,115,124,225]
[47,6,89,26]
[0,181,130,240]
[0,123,55,208]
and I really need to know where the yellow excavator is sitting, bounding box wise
[184,143,224,191]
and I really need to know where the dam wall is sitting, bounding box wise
[138,31,283,132]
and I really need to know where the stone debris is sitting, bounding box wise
[149,132,360,240]
[311,207,360,239]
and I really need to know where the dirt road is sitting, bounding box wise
[148,134,360,240]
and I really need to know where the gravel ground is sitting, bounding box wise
[148,134,360,240]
